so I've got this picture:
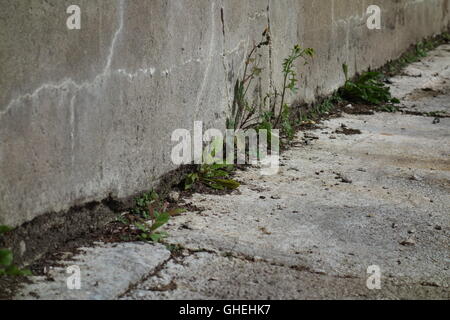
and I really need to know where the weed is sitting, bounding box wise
[115,214,130,226]
[131,190,159,219]
[0,226,13,234]
[306,93,342,121]
[227,28,314,143]
[134,213,170,242]
[227,30,270,131]
[0,226,31,276]
[183,136,241,191]
[258,45,314,138]
[126,191,185,242]
[339,64,399,105]
[184,164,240,191]
[273,45,314,129]
[280,105,295,140]
[443,32,450,42]
[314,98,334,114]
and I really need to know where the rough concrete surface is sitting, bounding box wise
[16,45,450,300]
[16,242,170,300]
[1,0,449,229]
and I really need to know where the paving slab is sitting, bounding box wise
[122,252,448,300]
[16,243,170,300]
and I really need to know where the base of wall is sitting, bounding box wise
[0,165,195,266]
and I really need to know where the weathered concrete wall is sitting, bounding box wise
[1,0,449,228]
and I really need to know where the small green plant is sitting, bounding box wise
[184,164,240,191]
[134,212,170,242]
[227,28,314,143]
[128,191,185,242]
[0,225,13,234]
[340,64,400,105]
[280,105,295,140]
[443,32,450,42]
[272,45,314,129]
[184,136,241,191]
[259,45,314,138]
[227,30,270,131]
[305,93,341,121]
[131,190,159,219]
[0,226,31,276]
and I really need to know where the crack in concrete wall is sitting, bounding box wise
[0,0,126,120]
[193,0,217,119]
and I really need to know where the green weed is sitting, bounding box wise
[184,164,240,191]
[131,190,159,219]
[184,136,240,191]
[227,30,270,131]
[273,45,314,129]
[306,93,342,121]
[339,64,399,105]
[128,191,185,242]
[0,226,31,276]
[227,28,314,143]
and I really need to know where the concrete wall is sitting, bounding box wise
[1,0,449,228]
